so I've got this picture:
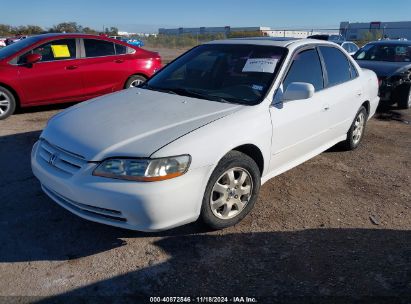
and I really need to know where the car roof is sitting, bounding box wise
[29,33,108,39]
[206,37,338,49]
[367,40,411,46]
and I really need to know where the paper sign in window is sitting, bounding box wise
[51,45,71,58]
[242,58,279,73]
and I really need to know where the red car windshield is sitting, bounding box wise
[0,36,44,60]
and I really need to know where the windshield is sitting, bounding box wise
[0,36,44,60]
[354,43,411,62]
[143,44,287,105]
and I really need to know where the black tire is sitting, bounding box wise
[0,86,16,120]
[124,75,147,89]
[395,83,411,109]
[200,151,261,229]
[339,106,368,151]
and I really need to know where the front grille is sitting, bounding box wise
[42,185,127,223]
[38,140,87,175]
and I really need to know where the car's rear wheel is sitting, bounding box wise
[200,151,261,229]
[395,83,411,109]
[340,106,367,151]
[125,75,147,89]
[0,86,16,120]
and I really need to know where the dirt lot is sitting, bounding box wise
[145,47,188,64]
[0,98,410,302]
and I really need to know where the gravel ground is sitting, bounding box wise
[0,99,410,303]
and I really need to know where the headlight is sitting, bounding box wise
[92,155,191,182]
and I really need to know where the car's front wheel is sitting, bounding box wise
[201,151,261,229]
[0,86,16,120]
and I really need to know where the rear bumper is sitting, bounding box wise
[31,141,212,232]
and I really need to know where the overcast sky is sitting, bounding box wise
[2,0,410,33]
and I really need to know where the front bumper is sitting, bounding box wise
[31,141,212,232]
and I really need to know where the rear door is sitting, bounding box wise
[317,46,363,138]
[80,38,131,97]
[268,48,330,175]
[16,38,84,104]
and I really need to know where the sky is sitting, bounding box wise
[1,0,411,33]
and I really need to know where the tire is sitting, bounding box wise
[0,86,16,120]
[339,106,368,151]
[124,75,147,89]
[200,151,261,229]
[395,83,411,109]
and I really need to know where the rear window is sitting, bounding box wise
[84,39,115,57]
[115,43,127,55]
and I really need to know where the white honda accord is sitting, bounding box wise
[31,38,379,231]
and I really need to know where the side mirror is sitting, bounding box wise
[283,82,315,101]
[25,53,42,65]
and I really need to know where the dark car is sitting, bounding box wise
[307,34,345,43]
[353,40,411,109]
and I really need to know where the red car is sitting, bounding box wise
[0,33,162,119]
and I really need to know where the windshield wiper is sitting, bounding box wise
[163,88,237,104]
[142,85,242,104]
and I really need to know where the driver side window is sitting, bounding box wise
[18,39,76,64]
[283,49,324,92]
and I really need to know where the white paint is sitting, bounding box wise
[31,39,380,232]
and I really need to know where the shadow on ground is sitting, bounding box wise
[375,104,410,125]
[14,102,78,115]
[32,229,411,303]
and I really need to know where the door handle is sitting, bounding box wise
[114,59,124,63]
[357,92,362,96]
[66,65,78,70]
[323,104,330,111]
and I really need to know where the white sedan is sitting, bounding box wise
[31,38,379,231]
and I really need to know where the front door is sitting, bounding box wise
[17,38,84,105]
[268,48,330,176]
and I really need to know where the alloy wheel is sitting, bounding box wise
[352,112,365,145]
[129,79,144,88]
[210,167,253,220]
[0,92,10,117]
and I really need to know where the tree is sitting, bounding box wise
[0,24,13,36]
[50,22,83,33]
[105,26,118,36]
[83,27,98,34]
[13,25,44,35]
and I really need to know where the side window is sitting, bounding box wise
[19,39,76,63]
[115,43,127,55]
[349,61,359,79]
[319,46,351,86]
[342,43,350,53]
[283,49,324,92]
[350,43,359,53]
[84,39,115,57]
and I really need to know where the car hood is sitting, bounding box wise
[41,88,242,161]
[356,60,411,78]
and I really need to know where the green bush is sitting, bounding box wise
[141,31,264,49]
